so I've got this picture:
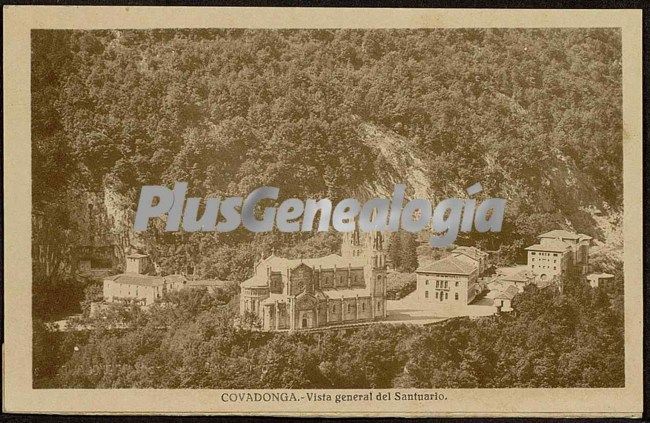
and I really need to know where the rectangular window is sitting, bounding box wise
[425,291,429,299]
[455,293,459,300]
[435,292,438,299]
[425,280,429,285]
[445,292,448,299]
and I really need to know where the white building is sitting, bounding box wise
[526,230,592,281]
[102,253,186,306]
[415,255,481,315]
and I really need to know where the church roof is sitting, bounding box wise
[538,230,592,241]
[240,275,269,288]
[416,256,477,275]
[259,253,366,273]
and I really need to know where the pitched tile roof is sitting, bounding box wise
[240,275,269,288]
[416,255,477,275]
[494,285,519,300]
[538,229,592,241]
[525,239,571,253]
[259,253,366,273]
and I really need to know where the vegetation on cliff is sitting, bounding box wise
[33,28,622,290]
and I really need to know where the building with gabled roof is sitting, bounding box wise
[451,245,489,275]
[489,266,536,293]
[493,285,519,312]
[525,229,593,281]
[239,229,387,331]
[103,253,187,306]
[414,254,481,315]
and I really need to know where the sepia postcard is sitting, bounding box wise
[3,6,643,417]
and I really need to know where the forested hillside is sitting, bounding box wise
[34,275,624,389]
[32,28,622,316]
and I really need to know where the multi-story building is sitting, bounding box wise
[414,255,480,315]
[239,229,387,331]
[525,229,592,281]
[102,253,186,306]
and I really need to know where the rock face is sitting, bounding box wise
[67,185,147,272]
[355,122,622,257]
[59,121,623,273]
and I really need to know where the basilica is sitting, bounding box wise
[239,230,387,331]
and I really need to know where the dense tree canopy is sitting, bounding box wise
[32,28,622,281]
[35,276,623,389]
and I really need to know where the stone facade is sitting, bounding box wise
[239,229,387,331]
[525,229,592,281]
